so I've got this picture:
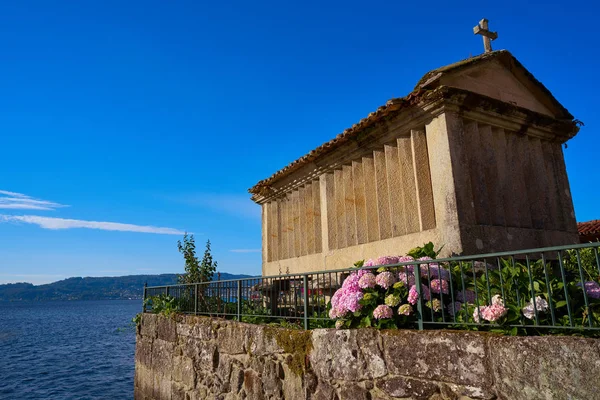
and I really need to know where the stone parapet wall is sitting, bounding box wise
[135,314,600,400]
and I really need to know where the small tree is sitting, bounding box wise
[198,239,217,283]
[178,233,217,284]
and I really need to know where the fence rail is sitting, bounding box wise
[143,242,600,332]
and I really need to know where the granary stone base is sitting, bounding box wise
[135,313,600,400]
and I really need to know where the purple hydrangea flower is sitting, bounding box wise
[447,301,463,316]
[456,290,477,304]
[579,281,600,299]
[522,296,549,320]
[428,265,450,280]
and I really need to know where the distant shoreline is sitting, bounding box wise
[0,272,252,302]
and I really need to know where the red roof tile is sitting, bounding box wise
[578,220,600,236]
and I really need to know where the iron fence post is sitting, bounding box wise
[414,264,424,331]
[166,286,170,297]
[194,284,198,315]
[303,275,309,330]
[237,281,242,321]
[143,282,147,313]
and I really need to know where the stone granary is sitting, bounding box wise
[250,50,581,276]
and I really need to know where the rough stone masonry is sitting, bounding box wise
[135,314,600,400]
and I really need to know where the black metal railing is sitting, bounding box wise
[143,242,600,333]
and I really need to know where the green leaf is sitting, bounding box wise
[554,300,567,308]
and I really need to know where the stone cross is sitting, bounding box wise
[473,18,498,53]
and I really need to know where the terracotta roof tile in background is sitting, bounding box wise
[578,220,600,236]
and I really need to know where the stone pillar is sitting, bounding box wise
[353,160,368,245]
[424,113,465,254]
[374,149,392,240]
[261,203,268,265]
[313,179,323,253]
[362,156,380,243]
[397,136,420,234]
[411,129,436,231]
[385,143,406,237]
[343,164,357,247]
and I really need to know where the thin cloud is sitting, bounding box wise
[0,190,67,211]
[0,214,185,235]
[0,190,29,198]
[230,249,261,253]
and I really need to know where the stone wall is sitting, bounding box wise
[135,314,600,400]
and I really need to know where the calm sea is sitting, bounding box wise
[0,300,141,400]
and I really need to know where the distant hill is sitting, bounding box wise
[0,273,253,301]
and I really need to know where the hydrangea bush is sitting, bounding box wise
[328,242,600,335]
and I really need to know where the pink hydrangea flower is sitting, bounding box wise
[356,269,372,277]
[481,304,508,322]
[473,304,508,323]
[343,291,364,313]
[363,259,376,267]
[472,306,484,323]
[373,304,393,319]
[418,256,433,267]
[398,271,416,286]
[407,284,430,305]
[376,271,397,289]
[377,255,400,266]
[429,279,450,294]
[329,273,366,318]
[342,273,360,291]
[398,256,416,272]
[358,272,377,289]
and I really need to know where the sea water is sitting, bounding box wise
[0,300,140,399]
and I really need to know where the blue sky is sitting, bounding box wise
[1,1,598,284]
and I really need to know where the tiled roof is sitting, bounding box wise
[249,50,576,196]
[248,90,424,196]
[578,220,600,236]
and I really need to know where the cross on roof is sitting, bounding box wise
[473,18,498,53]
